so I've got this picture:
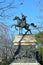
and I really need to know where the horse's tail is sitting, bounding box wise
[30,23,41,32]
[30,23,37,27]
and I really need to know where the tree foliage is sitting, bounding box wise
[0,0,23,19]
[0,23,15,64]
[35,32,43,43]
[36,46,43,64]
[35,32,43,64]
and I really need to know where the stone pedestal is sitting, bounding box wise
[13,34,36,45]
[10,34,40,65]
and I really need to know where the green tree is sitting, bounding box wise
[35,32,43,64]
[35,32,43,44]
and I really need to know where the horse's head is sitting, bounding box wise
[13,16,20,20]
[13,16,18,20]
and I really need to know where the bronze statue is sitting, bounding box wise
[21,13,26,26]
[11,14,37,34]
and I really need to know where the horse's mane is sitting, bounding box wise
[17,16,21,20]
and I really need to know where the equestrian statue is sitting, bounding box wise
[11,14,37,34]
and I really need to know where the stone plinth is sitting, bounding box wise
[11,34,40,65]
[13,34,36,45]
[10,63,40,65]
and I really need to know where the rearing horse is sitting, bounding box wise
[11,16,37,34]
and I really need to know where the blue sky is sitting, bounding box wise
[0,0,43,34]
[0,0,40,24]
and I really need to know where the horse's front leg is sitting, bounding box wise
[11,24,18,30]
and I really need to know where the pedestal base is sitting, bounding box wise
[10,63,40,65]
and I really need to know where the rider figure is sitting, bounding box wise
[21,13,27,26]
